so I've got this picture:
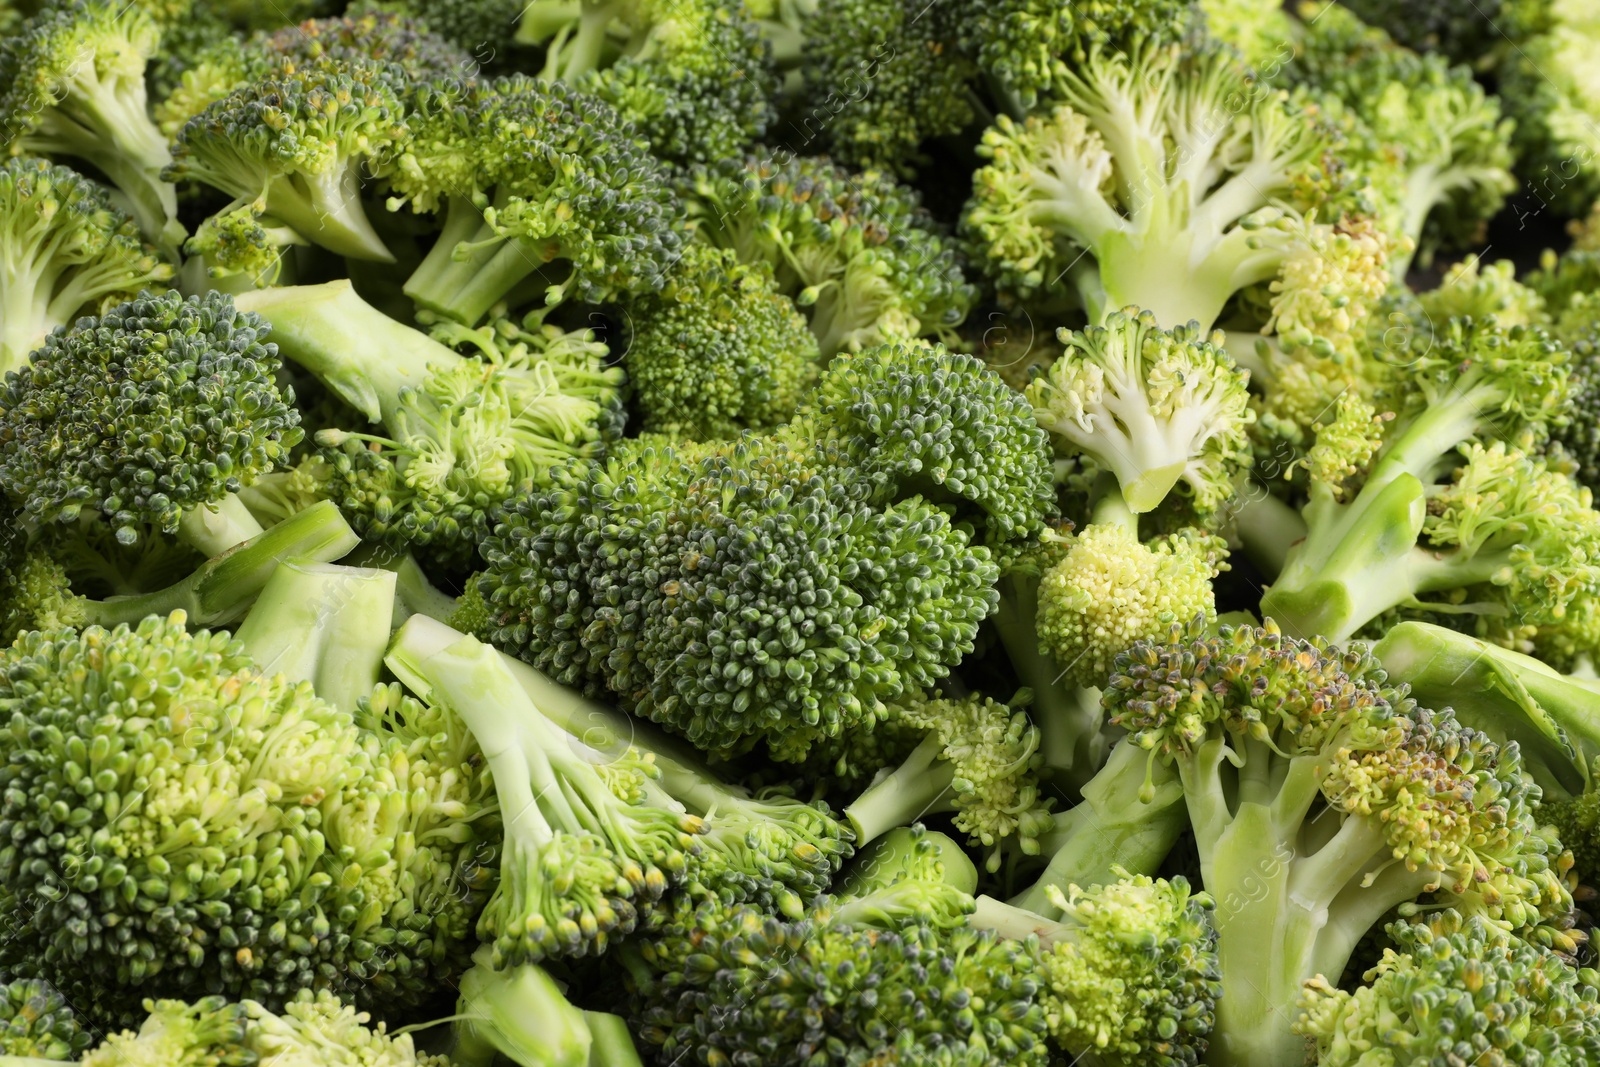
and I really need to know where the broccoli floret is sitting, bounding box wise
[962,40,1338,331]
[971,872,1221,1067]
[0,980,91,1060]
[788,0,976,177]
[1274,3,1515,272]
[164,56,406,262]
[393,629,705,966]
[0,606,496,1026]
[513,0,776,166]
[1337,0,1515,64]
[1416,257,1548,327]
[622,243,819,441]
[1107,620,1573,1067]
[0,499,358,647]
[0,0,183,253]
[179,204,304,293]
[0,289,302,557]
[450,945,642,1067]
[385,75,680,327]
[387,612,856,920]
[841,688,1055,871]
[620,828,1052,1067]
[1030,311,1254,515]
[960,0,1196,116]
[684,154,976,357]
[46,991,452,1066]
[0,157,172,375]
[1260,316,1589,642]
[235,280,625,566]
[1298,912,1600,1066]
[1498,8,1600,215]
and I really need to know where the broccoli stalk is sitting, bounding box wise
[450,944,641,1067]
[232,559,395,712]
[1260,318,1588,643]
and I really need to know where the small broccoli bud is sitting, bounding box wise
[1418,257,1548,328]
[0,979,92,1060]
[1030,310,1254,515]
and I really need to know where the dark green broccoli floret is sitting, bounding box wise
[1298,912,1600,1066]
[788,0,977,177]
[684,154,976,357]
[0,604,496,1026]
[385,75,681,327]
[0,0,184,253]
[236,280,625,567]
[513,0,777,165]
[0,289,302,557]
[164,56,406,262]
[622,243,819,441]
[0,979,92,1059]
[0,157,173,375]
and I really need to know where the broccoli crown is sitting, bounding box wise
[962,40,1335,330]
[623,243,819,441]
[684,154,976,357]
[1553,292,1600,492]
[1033,874,1221,1067]
[0,542,86,644]
[473,432,1001,762]
[0,0,180,250]
[155,8,476,137]
[1417,258,1548,328]
[1261,217,1396,358]
[1029,310,1255,516]
[1394,314,1571,445]
[811,340,1058,549]
[794,0,976,177]
[390,75,682,326]
[0,979,92,1059]
[1035,523,1226,689]
[960,0,1195,114]
[0,289,300,544]
[183,205,297,287]
[629,887,1049,1066]
[1297,912,1600,1066]
[0,614,496,1026]
[1277,3,1514,262]
[74,991,451,1067]
[0,157,173,375]
[1498,12,1600,215]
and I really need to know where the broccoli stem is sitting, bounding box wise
[1009,740,1185,916]
[235,280,463,424]
[262,167,394,264]
[841,733,956,847]
[452,948,595,1067]
[232,560,396,711]
[77,499,358,630]
[176,492,266,557]
[581,1013,643,1067]
[1231,489,1307,580]
[403,196,563,326]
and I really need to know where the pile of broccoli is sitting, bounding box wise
[9,0,1600,1063]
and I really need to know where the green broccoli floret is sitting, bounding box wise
[788,0,976,177]
[387,612,856,921]
[1543,283,1600,492]
[1416,257,1548,327]
[961,40,1338,331]
[960,0,1196,116]
[684,154,976,357]
[841,688,1055,871]
[1298,911,1600,1066]
[472,348,1048,761]
[1106,619,1573,1067]
[1337,0,1515,64]
[163,56,405,262]
[1498,5,1600,215]
[1030,310,1255,515]
[622,243,819,441]
[1260,316,1590,643]
[971,872,1221,1067]
[180,204,304,293]
[0,604,496,1026]
[0,980,91,1060]
[236,280,625,566]
[0,157,172,375]
[384,75,680,327]
[393,629,705,966]
[620,827,1052,1067]
[0,499,358,647]
[450,945,642,1067]
[0,0,183,253]
[0,289,302,557]
[513,0,776,166]
[28,990,454,1066]
[1274,3,1515,273]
